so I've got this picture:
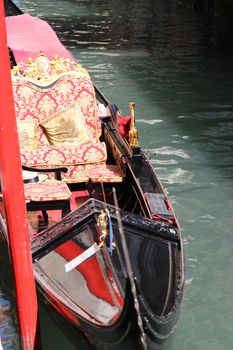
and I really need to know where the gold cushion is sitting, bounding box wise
[40,103,91,146]
[17,120,39,150]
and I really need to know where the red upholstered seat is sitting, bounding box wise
[21,143,107,167]
[24,179,71,221]
[13,68,107,184]
[13,73,102,141]
[87,164,124,183]
[24,180,71,202]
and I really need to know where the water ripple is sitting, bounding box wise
[151,159,178,165]
[0,293,19,349]
[185,278,194,286]
[137,119,163,124]
[147,146,190,159]
[156,168,194,184]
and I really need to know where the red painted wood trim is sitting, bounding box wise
[0,1,40,348]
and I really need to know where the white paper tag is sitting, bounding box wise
[65,242,99,273]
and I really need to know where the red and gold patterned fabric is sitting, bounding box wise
[58,165,89,183]
[40,103,91,146]
[12,71,107,183]
[87,164,124,183]
[17,119,39,150]
[13,72,101,142]
[20,142,107,167]
[24,180,71,202]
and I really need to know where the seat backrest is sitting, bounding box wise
[12,56,101,146]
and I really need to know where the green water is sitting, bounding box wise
[1,0,233,349]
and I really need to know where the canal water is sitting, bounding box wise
[1,0,233,349]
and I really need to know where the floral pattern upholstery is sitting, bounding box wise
[21,143,107,167]
[13,73,102,141]
[12,71,108,183]
[24,180,71,202]
[57,165,89,183]
[87,164,124,183]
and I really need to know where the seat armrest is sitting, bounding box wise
[22,165,68,181]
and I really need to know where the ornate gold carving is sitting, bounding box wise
[35,54,50,75]
[103,127,128,171]
[128,101,139,147]
[11,53,90,83]
[97,209,109,247]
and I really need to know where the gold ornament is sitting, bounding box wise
[11,53,90,85]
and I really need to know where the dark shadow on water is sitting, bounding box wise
[38,299,93,350]
[39,293,174,350]
[0,235,21,349]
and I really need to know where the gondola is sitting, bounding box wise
[3,0,185,349]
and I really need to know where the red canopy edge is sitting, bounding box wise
[0,1,40,349]
[6,13,74,63]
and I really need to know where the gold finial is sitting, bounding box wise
[128,101,139,147]
[129,102,135,117]
[28,57,33,65]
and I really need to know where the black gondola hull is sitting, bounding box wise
[32,199,184,349]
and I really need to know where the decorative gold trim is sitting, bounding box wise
[11,53,90,84]
[128,101,139,147]
[97,209,109,247]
